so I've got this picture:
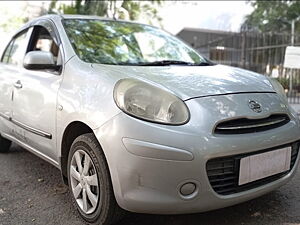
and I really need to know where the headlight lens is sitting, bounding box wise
[269,78,287,101]
[113,79,190,125]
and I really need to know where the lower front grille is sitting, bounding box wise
[206,141,299,195]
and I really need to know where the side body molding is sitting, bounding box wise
[0,113,52,139]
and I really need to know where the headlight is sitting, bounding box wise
[268,78,287,101]
[113,79,190,125]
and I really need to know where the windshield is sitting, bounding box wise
[62,19,208,65]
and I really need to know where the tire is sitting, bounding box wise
[0,135,11,153]
[67,133,125,225]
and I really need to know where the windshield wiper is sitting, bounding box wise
[136,60,195,66]
[135,60,215,66]
[112,60,216,66]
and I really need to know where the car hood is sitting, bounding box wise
[92,64,275,100]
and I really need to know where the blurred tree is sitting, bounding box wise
[48,0,163,25]
[241,0,300,33]
[0,16,26,33]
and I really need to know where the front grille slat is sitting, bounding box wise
[215,114,290,135]
[215,187,236,194]
[207,171,235,177]
[212,183,236,189]
[206,165,235,171]
[206,141,299,195]
[209,176,237,183]
[207,160,234,165]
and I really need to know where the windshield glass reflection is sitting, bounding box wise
[63,19,207,65]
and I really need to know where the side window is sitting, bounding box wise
[28,26,61,65]
[1,40,14,63]
[8,31,28,66]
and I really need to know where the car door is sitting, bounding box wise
[11,21,63,164]
[0,29,31,138]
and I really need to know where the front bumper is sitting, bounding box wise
[94,93,300,214]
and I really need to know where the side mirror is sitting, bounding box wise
[23,51,60,70]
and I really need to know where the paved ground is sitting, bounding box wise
[0,144,299,225]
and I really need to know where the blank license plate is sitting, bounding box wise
[239,147,291,185]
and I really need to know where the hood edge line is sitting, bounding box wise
[183,91,277,102]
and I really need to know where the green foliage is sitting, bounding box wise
[242,1,300,33]
[0,16,26,33]
[0,4,29,34]
[276,76,289,90]
[48,0,162,24]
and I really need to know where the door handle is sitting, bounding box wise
[14,80,22,89]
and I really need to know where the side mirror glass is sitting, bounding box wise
[23,51,60,70]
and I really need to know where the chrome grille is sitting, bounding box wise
[214,114,290,135]
[206,141,299,195]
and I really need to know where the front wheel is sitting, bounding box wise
[0,135,11,153]
[67,133,124,225]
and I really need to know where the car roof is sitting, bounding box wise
[16,14,156,35]
[35,14,119,21]
[33,14,151,26]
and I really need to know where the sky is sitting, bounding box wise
[0,1,254,53]
[157,1,254,34]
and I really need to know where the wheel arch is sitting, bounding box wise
[60,121,93,184]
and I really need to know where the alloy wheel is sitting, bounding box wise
[70,150,99,214]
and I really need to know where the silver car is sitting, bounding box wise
[0,14,299,225]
